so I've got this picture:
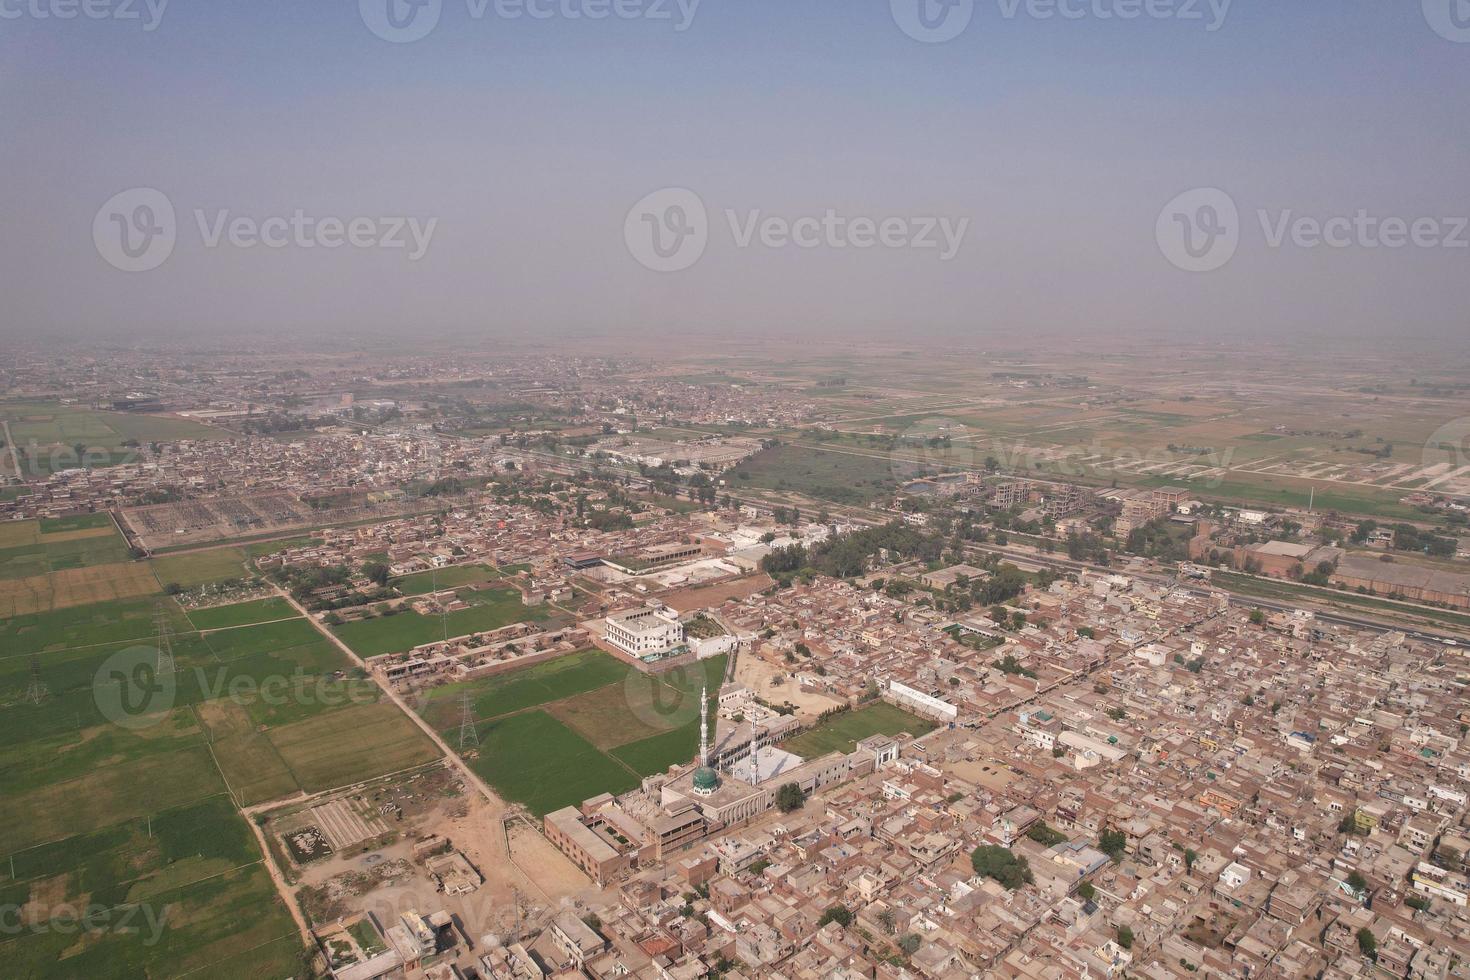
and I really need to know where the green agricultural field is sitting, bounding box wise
[330,587,552,657]
[0,742,227,855]
[150,546,252,588]
[781,702,937,759]
[0,584,420,979]
[609,718,702,776]
[202,617,325,660]
[267,700,441,793]
[393,563,500,595]
[728,444,900,506]
[419,651,727,811]
[38,512,115,534]
[244,535,317,558]
[2,827,299,980]
[470,709,641,816]
[3,401,229,476]
[211,731,301,806]
[187,596,298,630]
[419,648,629,732]
[0,517,133,580]
[0,595,184,656]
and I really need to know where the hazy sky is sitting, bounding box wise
[2,0,1467,345]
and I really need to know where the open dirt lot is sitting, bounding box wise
[734,655,842,722]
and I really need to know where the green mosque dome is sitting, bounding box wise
[692,766,720,792]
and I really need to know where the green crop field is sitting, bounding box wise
[418,648,629,731]
[39,512,116,534]
[0,595,183,656]
[150,546,253,588]
[2,401,230,476]
[0,575,447,978]
[202,617,325,660]
[470,709,642,816]
[393,563,501,595]
[187,596,298,630]
[781,702,937,759]
[0,741,228,855]
[2,839,300,979]
[330,587,552,657]
[727,444,899,506]
[267,700,441,793]
[0,518,132,581]
[415,650,727,815]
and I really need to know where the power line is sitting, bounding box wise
[153,602,176,675]
[25,654,47,705]
[459,692,479,751]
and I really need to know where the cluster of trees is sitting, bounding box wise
[269,562,398,612]
[1065,532,1111,564]
[760,522,944,580]
[970,845,1033,890]
[993,654,1037,679]
[775,783,806,812]
[1123,518,1188,561]
[1025,822,1067,847]
[1351,519,1457,557]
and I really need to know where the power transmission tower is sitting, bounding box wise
[153,602,175,675]
[434,565,448,642]
[25,654,47,705]
[459,692,479,751]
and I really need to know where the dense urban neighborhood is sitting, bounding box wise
[2,347,1469,979]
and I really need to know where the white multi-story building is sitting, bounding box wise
[883,679,958,725]
[605,606,685,658]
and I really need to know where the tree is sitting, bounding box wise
[818,905,852,928]
[876,907,897,935]
[1026,822,1067,847]
[1116,925,1134,949]
[897,933,921,955]
[1098,830,1127,862]
[775,783,806,813]
[1356,927,1377,959]
[970,845,1033,890]
[1077,880,1096,901]
[1184,848,1198,871]
[1346,870,1368,895]
[363,562,391,587]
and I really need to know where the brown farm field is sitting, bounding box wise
[0,560,160,617]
